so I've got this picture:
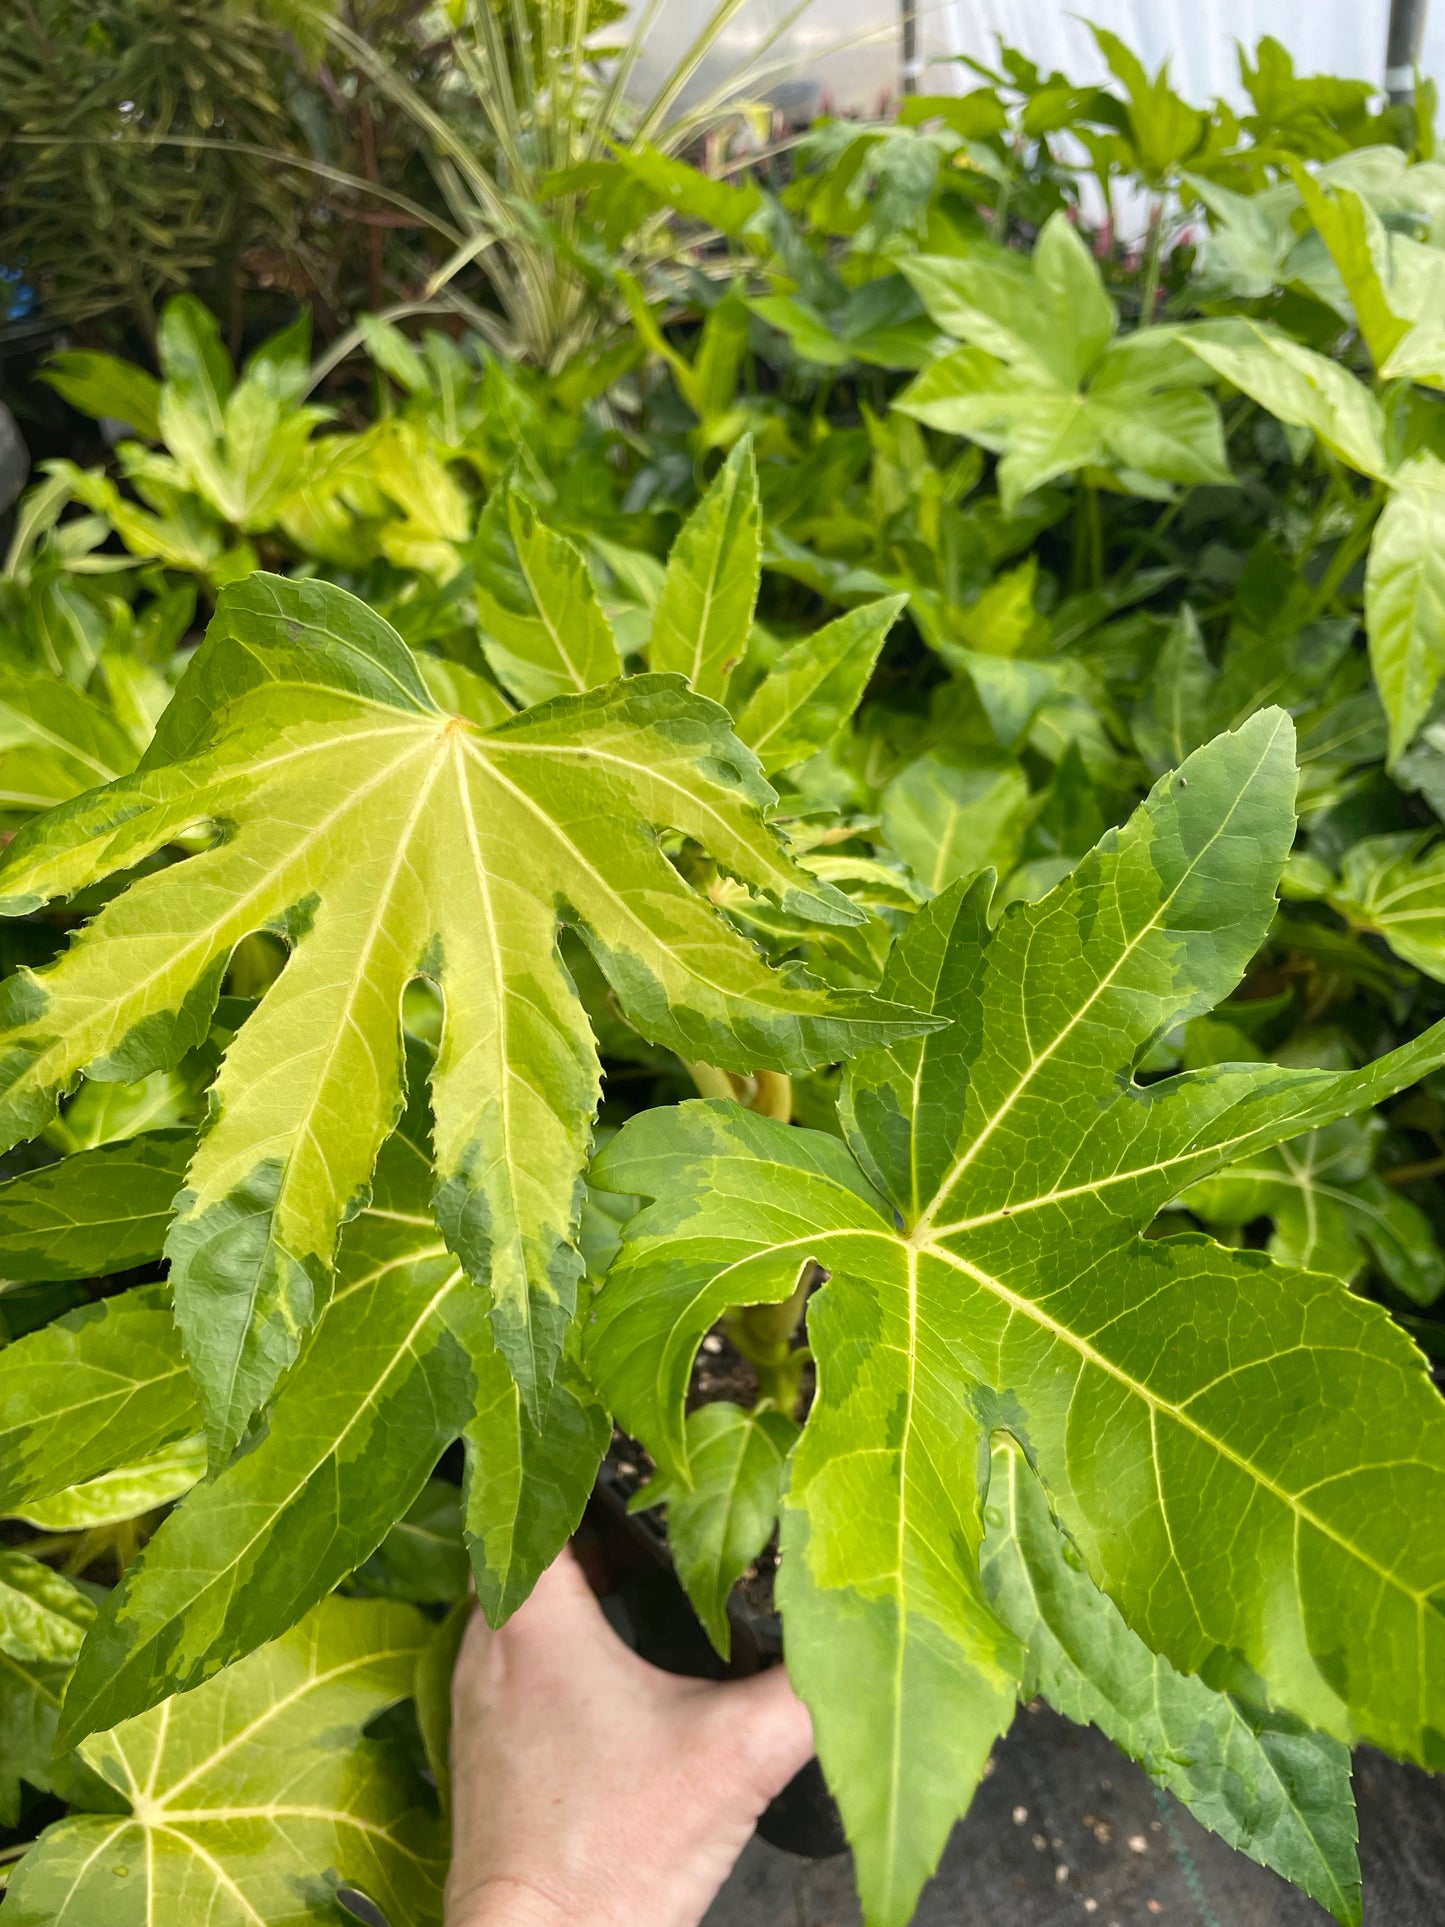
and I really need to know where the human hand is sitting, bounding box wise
[445,1547,816,1927]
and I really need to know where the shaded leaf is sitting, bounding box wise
[632,1400,797,1658]
[1365,454,1445,762]
[1182,1113,1445,1307]
[0,1551,94,1661]
[1183,318,1390,480]
[881,750,1031,896]
[0,672,138,816]
[0,1287,201,1516]
[57,1113,486,1743]
[474,493,622,706]
[463,1330,609,1626]
[0,1133,191,1287]
[12,1436,207,1531]
[40,353,162,441]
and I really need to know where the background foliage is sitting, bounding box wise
[3,15,1445,1927]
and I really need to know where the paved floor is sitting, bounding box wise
[705,1706,1445,1927]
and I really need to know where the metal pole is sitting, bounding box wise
[1386,0,1429,104]
[901,0,919,95]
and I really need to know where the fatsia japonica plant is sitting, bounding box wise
[590,710,1445,1924]
[9,28,1445,1927]
[0,458,926,1920]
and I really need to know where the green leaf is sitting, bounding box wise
[1365,454,1445,762]
[0,573,929,1457]
[56,1112,487,1742]
[0,1287,201,1516]
[416,653,515,729]
[1131,606,1216,774]
[899,236,1228,509]
[462,1326,609,1626]
[414,1598,470,1823]
[0,1563,102,1828]
[880,750,1031,896]
[591,712,1445,1924]
[648,438,761,702]
[632,1401,797,1658]
[159,295,232,432]
[1182,318,1391,480]
[1183,172,1295,300]
[8,1596,446,1927]
[611,145,765,238]
[0,670,139,815]
[0,1551,94,1661]
[474,494,623,706]
[13,1436,206,1530]
[155,299,329,532]
[903,218,1115,388]
[1181,1113,1445,1307]
[981,1439,1362,1926]
[735,597,904,774]
[1291,172,1407,370]
[40,353,162,441]
[1090,26,1206,181]
[1298,829,1445,985]
[0,1133,191,1286]
[356,1480,469,1605]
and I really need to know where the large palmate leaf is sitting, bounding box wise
[0,572,929,1460]
[895,215,1230,509]
[55,1058,601,1742]
[6,1596,447,1927]
[980,1439,1361,1924]
[589,711,1445,1926]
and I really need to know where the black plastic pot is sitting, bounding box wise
[586,1464,848,1860]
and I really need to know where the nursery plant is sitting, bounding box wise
[6,23,1445,1927]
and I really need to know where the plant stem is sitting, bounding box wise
[1138,200,1165,327]
[684,1062,792,1120]
[1303,490,1381,622]
[725,1262,818,1413]
[1385,1151,1445,1187]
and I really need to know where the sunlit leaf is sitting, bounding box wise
[590,713,1445,1924]
[8,1597,446,1927]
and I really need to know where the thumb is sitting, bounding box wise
[710,1663,816,1805]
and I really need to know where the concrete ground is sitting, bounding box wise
[705,1705,1445,1927]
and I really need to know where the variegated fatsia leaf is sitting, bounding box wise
[589,710,1445,1927]
[0,572,931,1461]
[6,1596,446,1927]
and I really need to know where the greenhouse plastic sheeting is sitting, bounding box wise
[631,0,1442,116]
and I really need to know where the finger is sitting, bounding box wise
[496,1545,638,1662]
[451,1592,495,1695]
